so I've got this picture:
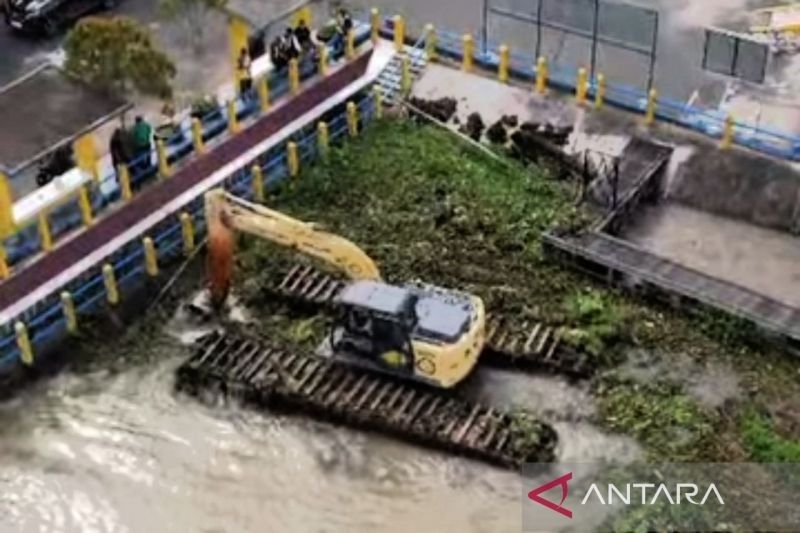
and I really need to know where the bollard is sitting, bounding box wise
[0,172,14,240]
[227,100,239,134]
[462,34,474,72]
[595,74,606,109]
[118,164,132,201]
[0,244,9,280]
[721,114,735,150]
[143,237,158,277]
[498,44,510,83]
[287,142,299,177]
[38,212,53,252]
[346,28,355,60]
[371,8,380,43]
[318,44,329,75]
[401,55,412,96]
[61,291,77,334]
[576,68,588,105]
[393,15,405,52]
[317,122,330,159]
[191,118,205,153]
[102,263,119,305]
[252,164,265,202]
[180,212,195,256]
[373,86,383,119]
[425,24,437,62]
[347,102,359,137]
[78,186,93,226]
[536,56,548,94]
[15,321,33,366]
[289,58,300,94]
[258,76,270,112]
[645,88,658,125]
[157,139,171,177]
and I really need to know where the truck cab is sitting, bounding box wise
[5,0,116,36]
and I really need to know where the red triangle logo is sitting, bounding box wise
[528,472,573,519]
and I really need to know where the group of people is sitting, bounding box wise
[109,116,154,175]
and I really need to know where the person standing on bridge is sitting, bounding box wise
[132,116,153,173]
[237,47,253,98]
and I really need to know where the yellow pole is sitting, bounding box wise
[156,140,171,177]
[227,100,239,134]
[61,291,77,334]
[38,212,53,252]
[102,263,119,305]
[289,58,300,95]
[595,74,606,109]
[536,57,548,94]
[78,186,93,226]
[373,86,383,119]
[498,44,510,83]
[180,212,195,256]
[721,114,735,150]
[191,118,205,153]
[401,55,412,96]
[143,237,158,277]
[258,76,270,112]
[462,34,474,71]
[576,68,588,105]
[645,88,658,125]
[73,134,99,180]
[252,164,265,202]
[118,164,132,201]
[317,122,329,159]
[318,43,329,75]
[347,102,359,137]
[15,321,33,366]
[393,15,405,51]
[346,28,355,60]
[371,8,380,44]
[287,142,299,177]
[0,244,9,280]
[0,172,15,239]
[425,24,437,62]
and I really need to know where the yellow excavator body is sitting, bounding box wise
[204,189,486,388]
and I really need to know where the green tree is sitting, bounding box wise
[64,17,176,99]
[159,0,227,55]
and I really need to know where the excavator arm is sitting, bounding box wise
[205,189,380,305]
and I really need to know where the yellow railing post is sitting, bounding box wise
[258,76,270,112]
[251,164,265,202]
[498,44,510,83]
[157,140,171,177]
[346,28,355,60]
[317,122,329,159]
[318,43,329,75]
[371,8,380,43]
[576,67,588,105]
[425,24,437,62]
[102,263,119,305]
[143,237,158,277]
[180,212,195,256]
[535,57,549,94]
[191,118,205,154]
[38,212,53,252]
[289,58,300,95]
[401,55,412,96]
[462,34,474,72]
[393,15,405,51]
[0,172,15,240]
[78,186,93,226]
[347,102,359,137]
[15,321,33,366]
[645,88,658,125]
[0,245,9,280]
[721,114,735,150]
[118,164,132,201]
[595,74,606,109]
[373,86,383,119]
[61,291,77,334]
[287,142,299,177]
[227,100,239,134]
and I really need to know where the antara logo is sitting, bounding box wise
[528,472,573,518]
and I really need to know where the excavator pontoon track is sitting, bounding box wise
[176,330,558,468]
[267,263,595,378]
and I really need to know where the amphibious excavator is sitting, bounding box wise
[204,189,486,389]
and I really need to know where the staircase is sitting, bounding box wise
[375,46,428,106]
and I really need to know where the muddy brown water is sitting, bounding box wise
[0,297,639,532]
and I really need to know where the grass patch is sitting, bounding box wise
[740,408,800,463]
